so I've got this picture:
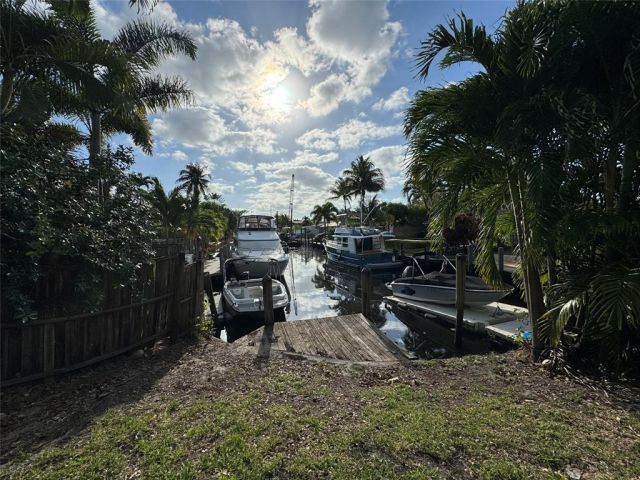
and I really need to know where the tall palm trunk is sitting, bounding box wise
[507,169,545,358]
[89,110,102,163]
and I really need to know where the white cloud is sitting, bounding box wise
[151,107,280,156]
[296,128,337,151]
[297,119,401,152]
[208,181,235,195]
[364,144,407,187]
[231,161,255,175]
[304,0,403,115]
[372,86,410,111]
[305,74,348,117]
[246,165,335,215]
[171,150,188,161]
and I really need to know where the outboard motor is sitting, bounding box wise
[401,266,416,278]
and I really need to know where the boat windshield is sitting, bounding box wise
[238,215,276,230]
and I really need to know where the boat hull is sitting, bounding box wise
[326,249,404,271]
[390,280,507,307]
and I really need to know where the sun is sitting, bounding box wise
[263,83,293,114]
[256,66,296,119]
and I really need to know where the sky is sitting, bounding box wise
[93,0,512,217]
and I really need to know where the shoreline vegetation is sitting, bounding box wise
[1,336,639,479]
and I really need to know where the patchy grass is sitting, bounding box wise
[2,348,639,479]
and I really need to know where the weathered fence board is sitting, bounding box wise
[1,253,204,387]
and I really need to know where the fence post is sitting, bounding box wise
[454,254,466,349]
[498,247,504,274]
[169,252,185,341]
[361,267,371,319]
[263,274,274,326]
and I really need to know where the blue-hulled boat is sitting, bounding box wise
[324,226,405,271]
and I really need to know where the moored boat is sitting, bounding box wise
[231,215,289,277]
[325,226,404,271]
[222,258,289,316]
[388,260,509,307]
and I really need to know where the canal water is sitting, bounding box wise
[223,247,508,359]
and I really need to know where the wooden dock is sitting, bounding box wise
[384,295,529,339]
[240,314,404,363]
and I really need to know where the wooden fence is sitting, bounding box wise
[1,252,204,387]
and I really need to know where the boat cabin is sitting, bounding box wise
[326,226,384,254]
[238,215,277,231]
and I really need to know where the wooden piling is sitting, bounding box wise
[262,274,274,326]
[498,247,504,274]
[454,254,466,349]
[360,267,371,319]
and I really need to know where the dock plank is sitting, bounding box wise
[242,314,401,362]
[327,316,371,362]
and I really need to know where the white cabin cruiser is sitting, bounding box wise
[388,258,509,307]
[222,258,289,316]
[325,226,405,271]
[231,215,289,277]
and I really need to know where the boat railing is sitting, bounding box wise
[223,256,280,282]
[409,255,427,277]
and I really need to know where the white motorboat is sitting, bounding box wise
[222,258,289,316]
[387,258,509,307]
[231,215,289,277]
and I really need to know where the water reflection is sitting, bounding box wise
[225,247,508,358]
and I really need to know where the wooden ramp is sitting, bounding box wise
[242,314,403,363]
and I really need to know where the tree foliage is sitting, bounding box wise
[406,0,640,371]
[1,124,156,320]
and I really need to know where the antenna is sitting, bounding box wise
[289,174,295,233]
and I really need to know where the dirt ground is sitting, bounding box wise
[1,335,639,478]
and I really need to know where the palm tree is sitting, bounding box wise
[146,177,185,240]
[0,0,118,119]
[407,3,640,367]
[49,5,197,163]
[311,202,338,233]
[343,155,385,225]
[177,163,210,208]
[328,178,352,222]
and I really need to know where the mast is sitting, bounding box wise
[289,174,295,233]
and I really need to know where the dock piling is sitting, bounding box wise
[467,244,474,274]
[454,254,466,349]
[263,274,274,326]
[361,267,372,319]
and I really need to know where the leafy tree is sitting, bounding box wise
[1,124,155,320]
[407,2,640,369]
[383,202,409,226]
[329,177,353,219]
[311,202,338,232]
[343,155,385,224]
[146,177,185,240]
[0,0,118,123]
[177,163,210,208]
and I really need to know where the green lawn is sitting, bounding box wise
[2,351,639,480]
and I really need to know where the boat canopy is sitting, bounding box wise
[333,226,381,236]
[238,215,276,230]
